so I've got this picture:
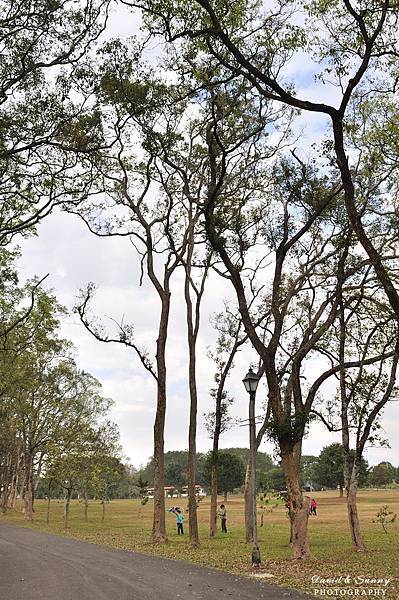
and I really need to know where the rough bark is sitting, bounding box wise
[0,451,12,512]
[151,293,169,543]
[184,230,201,547]
[209,462,218,537]
[347,480,365,551]
[84,493,88,523]
[9,452,22,510]
[64,489,72,528]
[46,496,51,525]
[24,454,34,522]
[281,443,311,560]
[339,292,366,552]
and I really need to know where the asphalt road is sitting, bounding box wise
[0,523,308,600]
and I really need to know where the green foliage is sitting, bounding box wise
[219,448,274,473]
[313,444,369,490]
[0,0,110,243]
[258,467,286,492]
[203,451,245,495]
[0,249,120,515]
[370,463,397,488]
[300,455,319,488]
[140,451,208,488]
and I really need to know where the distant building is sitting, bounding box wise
[145,485,206,498]
[180,485,206,498]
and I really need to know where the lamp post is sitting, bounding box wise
[242,367,261,567]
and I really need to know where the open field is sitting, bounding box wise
[1,490,398,598]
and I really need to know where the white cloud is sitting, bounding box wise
[17,210,399,468]
[14,13,399,470]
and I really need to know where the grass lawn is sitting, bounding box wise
[1,489,398,598]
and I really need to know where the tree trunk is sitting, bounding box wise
[281,443,311,560]
[19,479,25,511]
[244,459,253,542]
[185,232,201,548]
[223,491,228,502]
[64,489,72,528]
[24,454,34,522]
[346,481,366,551]
[151,293,169,543]
[84,493,88,523]
[187,410,200,546]
[101,499,105,523]
[332,119,399,320]
[339,297,365,552]
[289,519,293,546]
[0,451,11,512]
[46,496,51,525]
[339,484,343,498]
[209,462,218,537]
[9,458,20,510]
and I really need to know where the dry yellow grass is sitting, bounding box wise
[1,489,398,598]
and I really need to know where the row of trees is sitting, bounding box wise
[1,0,399,560]
[0,250,122,527]
[139,445,399,496]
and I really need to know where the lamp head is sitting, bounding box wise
[242,368,260,394]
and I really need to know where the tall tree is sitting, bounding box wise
[314,252,399,550]
[200,102,349,558]
[134,0,399,322]
[182,226,210,547]
[74,69,186,542]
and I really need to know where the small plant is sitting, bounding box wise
[372,505,397,533]
[257,492,279,527]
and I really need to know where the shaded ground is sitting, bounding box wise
[0,523,307,600]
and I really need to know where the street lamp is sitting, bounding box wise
[242,367,261,567]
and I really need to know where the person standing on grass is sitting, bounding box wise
[219,504,227,533]
[175,508,184,535]
[311,498,317,516]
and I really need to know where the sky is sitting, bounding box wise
[17,208,399,470]
[15,2,399,470]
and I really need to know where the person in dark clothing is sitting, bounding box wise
[219,504,227,533]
